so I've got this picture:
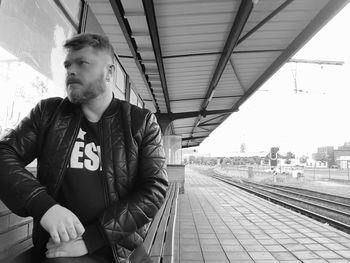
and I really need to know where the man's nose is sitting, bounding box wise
[66,65,77,75]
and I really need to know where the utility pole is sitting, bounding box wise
[287,59,344,94]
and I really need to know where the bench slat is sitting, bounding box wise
[149,184,176,257]
[162,185,178,257]
[143,183,175,253]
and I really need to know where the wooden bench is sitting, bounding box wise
[4,182,179,263]
[142,182,179,263]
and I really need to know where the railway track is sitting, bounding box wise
[208,172,350,234]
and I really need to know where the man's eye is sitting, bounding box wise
[79,61,88,65]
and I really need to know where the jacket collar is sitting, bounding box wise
[60,94,120,119]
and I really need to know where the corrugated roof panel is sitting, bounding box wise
[155,0,238,56]
[237,37,291,50]
[174,127,194,134]
[172,118,198,128]
[161,43,223,57]
[180,131,210,138]
[214,64,243,96]
[155,1,237,17]
[160,33,228,46]
[118,58,152,100]
[231,51,282,89]
[125,16,149,36]
[171,100,202,113]
[157,12,235,28]
[164,59,218,70]
[144,101,156,112]
[206,97,240,111]
[168,90,205,100]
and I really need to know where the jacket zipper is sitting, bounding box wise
[99,120,120,263]
[53,115,82,197]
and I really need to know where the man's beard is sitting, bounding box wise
[66,74,106,104]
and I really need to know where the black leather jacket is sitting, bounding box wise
[0,97,168,262]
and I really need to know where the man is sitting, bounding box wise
[0,33,168,263]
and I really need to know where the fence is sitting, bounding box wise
[213,164,350,182]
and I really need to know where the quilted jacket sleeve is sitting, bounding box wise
[0,100,57,218]
[99,112,168,244]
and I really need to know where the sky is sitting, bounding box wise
[197,2,350,157]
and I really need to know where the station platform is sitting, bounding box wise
[172,167,350,263]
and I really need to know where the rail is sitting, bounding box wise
[208,172,350,234]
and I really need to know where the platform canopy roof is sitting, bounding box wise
[86,0,349,148]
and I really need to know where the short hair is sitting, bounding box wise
[63,33,114,60]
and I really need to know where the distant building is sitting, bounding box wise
[182,148,211,163]
[305,159,328,168]
[334,142,350,169]
[312,146,334,167]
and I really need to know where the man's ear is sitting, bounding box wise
[106,64,115,82]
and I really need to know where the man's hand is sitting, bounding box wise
[40,204,85,243]
[46,237,88,258]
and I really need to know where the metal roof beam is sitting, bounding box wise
[199,122,221,127]
[156,109,237,122]
[237,0,295,45]
[200,114,229,125]
[201,0,254,111]
[229,57,245,93]
[108,0,158,110]
[182,136,208,141]
[288,59,344,65]
[162,49,284,59]
[142,0,171,113]
[182,144,199,149]
[169,95,243,102]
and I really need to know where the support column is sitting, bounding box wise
[155,113,173,135]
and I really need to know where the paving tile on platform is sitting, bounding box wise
[259,239,279,245]
[276,238,298,245]
[271,252,299,261]
[244,244,267,252]
[264,244,287,252]
[202,251,227,261]
[292,250,321,260]
[180,238,199,246]
[304,243,328,250]
[222,244,245,252]
[200,244,222,252]
[225,251,252,261]
[301,259,328,263]
[323,242,348,250]
[197,233,216,239]
[314,250,344,259]
[180,251,203,261]
[219,238,241,245]
[180,244,201,252]
[199,238,219,245]
[335,250,350,258]
[248,251,276,261]
[284,243,307,251]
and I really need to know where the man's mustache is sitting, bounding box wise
[66,78,82,85]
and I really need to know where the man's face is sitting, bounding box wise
[64,46,112,104]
